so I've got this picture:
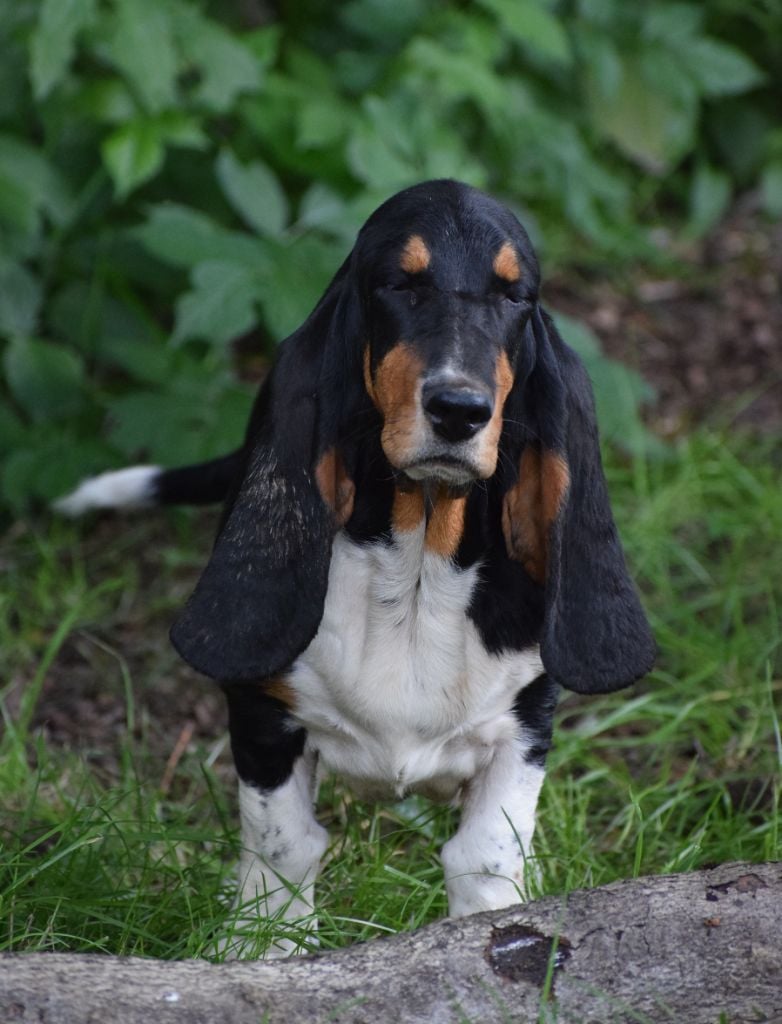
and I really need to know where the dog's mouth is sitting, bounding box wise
[401,456,478,489]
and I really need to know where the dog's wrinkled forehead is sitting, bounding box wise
[354,180,541,294]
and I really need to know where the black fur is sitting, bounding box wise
[170,179,654,694]
[493,307,657,692]
[513,674,559,768]
[155,450,243,506]
[222,684,305,790]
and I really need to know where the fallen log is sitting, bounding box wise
[2,861,780,1024]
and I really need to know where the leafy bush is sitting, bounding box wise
[0,0,776,511]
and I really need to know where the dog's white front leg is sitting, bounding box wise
[441,736,544,917]
[230,747,327,958]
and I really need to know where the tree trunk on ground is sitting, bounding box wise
[2,861,780,1024]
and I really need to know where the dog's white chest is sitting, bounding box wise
[289,528,542,799]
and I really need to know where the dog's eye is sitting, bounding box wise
[499,293,531,309]
[381,283,424,307]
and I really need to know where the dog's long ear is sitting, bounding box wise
[170,262,361,681]
[502,307,655,693]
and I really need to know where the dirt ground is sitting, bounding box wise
[549,204,782,437]
[19,205,782,778]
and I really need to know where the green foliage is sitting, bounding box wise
[0,0,778,511]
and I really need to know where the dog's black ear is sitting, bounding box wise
[170,263,361,681]
[503,307,655,693]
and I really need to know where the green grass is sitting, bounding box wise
[1,428,780,961]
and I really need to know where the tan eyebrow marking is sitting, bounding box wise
[493,241,521,282]
[400,234,431,274]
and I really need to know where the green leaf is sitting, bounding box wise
[0,261,42,338]
[552,312,601,358]
[687,38,766,97]
[102,121,165,198]
[215,150,289,238]
[587,53,697,172]
[477,0,571,63]
[687,162,731,239]
[102,115,207,197]
[4,337,85,423]
[108,0,178,113]
[0,135,74,229]
[106,369,254,464]
[106,391,207,463]
[403,38,509,117]
[297,183,352,237]
[296,99,350,150]
[30,0,97,100]
[348,96,486,192]
[761,161,782,219]
[0,400,26,455]
[74,79,137,125]
[174,5,262,112]
[643,3,703,41]
[1,429,114,510]
[172,261,259,346]
[134,203,268,269]
[256,237,338,340]
[554,313,661,456]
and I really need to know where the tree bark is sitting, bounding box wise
[2,861,780,1024]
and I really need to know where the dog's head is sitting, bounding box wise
[355,184,540,488]
[171,180,655,692]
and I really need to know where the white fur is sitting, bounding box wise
[441,739,545,915]
[291,528,543,802]
[228,751,327,959]
[53,466,160,516]
[258,523,547,925]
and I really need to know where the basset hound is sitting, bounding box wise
[57,179,655,956]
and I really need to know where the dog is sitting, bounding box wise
[57,179,655,956]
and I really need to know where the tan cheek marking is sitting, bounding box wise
[264,677,297,709]
[392,485,425,532]
[502,448,570,583]
[425,487,467,558]
[478,350,515,478]
[374,343,425,467]
[315,448,356,528]
[400,234,431,273]
[493,241,521,282]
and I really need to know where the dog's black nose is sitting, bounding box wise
[423,387,493,443]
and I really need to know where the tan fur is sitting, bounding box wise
[315,448,355,528]
[425,488,467,557]
[392,487,425,532]
[493,241,521,282]
[477,351,515,478]
[264,677,297,709]
[369,343,425,468]
[400,234,431,274]
[502,448,570,583]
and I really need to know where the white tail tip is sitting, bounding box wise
[53,466,161,517]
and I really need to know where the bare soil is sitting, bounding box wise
[547,205,782,437]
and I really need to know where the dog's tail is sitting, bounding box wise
[53,449,243,517]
